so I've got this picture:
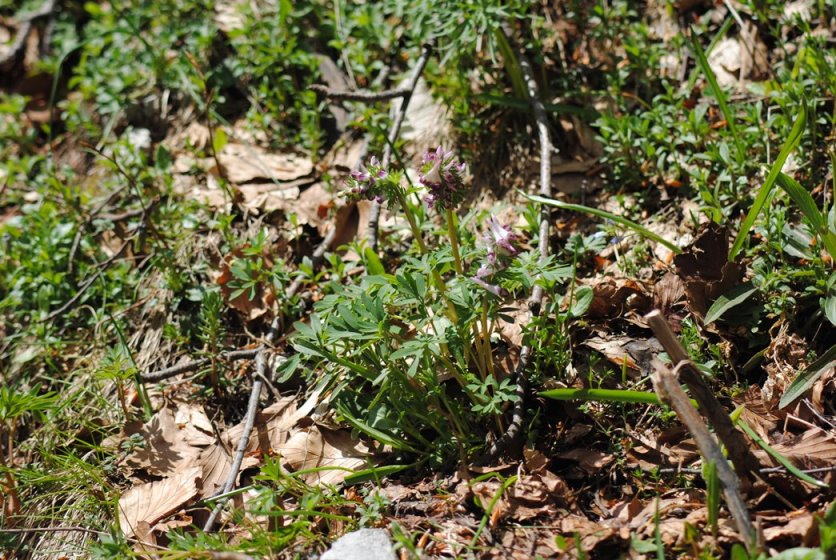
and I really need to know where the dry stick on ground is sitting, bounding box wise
[645,310,759,490]
[140,348,259,382]
[366,44,433,249]
[310,84,411,102]
[478,39,553,464]
[650,356,757,550]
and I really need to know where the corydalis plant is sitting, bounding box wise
[472,216,520,298]
[344,156,400,204]
[418,146,467,211]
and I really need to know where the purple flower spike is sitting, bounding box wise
[417,146,467,211]
[471,215,519,298]
[343,156,395,204]
[485,216,520,258]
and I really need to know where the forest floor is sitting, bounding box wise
[1,1,835,558]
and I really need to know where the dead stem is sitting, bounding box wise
[367,45,433,249]
[479,29,552,463]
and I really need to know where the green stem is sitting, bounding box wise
[446,208,464,275]
[481,297,496,380]
[395,191,459,323]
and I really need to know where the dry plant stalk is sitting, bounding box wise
[479,32,552,463]
[651,358,756,549]
[645,309,759,488]
[366,45,433,248]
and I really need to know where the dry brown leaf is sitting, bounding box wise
[281,425,373,486]
[708,38,742,88]
[237,183,302,215]
[763,510,817,546]
[151,512,193,534]
[215,0,246,32]
[674,223,744,318]
[583,335,663,373]
[118,466,202,538]
[216,143,314,184]
[559,515,620,552]
[652,272,686,329]
[124,403,214,477]
[555,448,614,476]
[396,77,451,156]
[583,277,649,319]
[763,321,809,402]
[496,305,530,348]
[772,427,836,467]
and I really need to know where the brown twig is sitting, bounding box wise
[0,526,106,537]
[310,84,411,102]
[202,372,264,531]
[479,34,553,463]
[645,310,759,489]
[140,348,259,382]
[650,356,757,550]
[367,44,433,249]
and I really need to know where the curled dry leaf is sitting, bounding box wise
[584,277,650,319]
[118,466,202,538]
[652,272,686,330]
[469,451,570,524]
[762,510,818,546]
[674,223,744,318]
[555,448,614,476]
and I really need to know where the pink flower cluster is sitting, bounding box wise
[471,216,520,298]
[417,146,467,211]
[345,156,389,203]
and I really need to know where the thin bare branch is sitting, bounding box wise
[140,349,259,382]
[367,44,433,249]
[310,84,411,102]
[479,32,552,463]
[202,373,264,531]
[651,357,757,550]
[645,310,759,488]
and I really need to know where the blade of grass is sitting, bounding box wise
[687,18,734,90]
[689,27,745,165]
[540,387,662,405]
[704,282,757,324]
[779,342,836,409]
[336,406,420,453]
[522,193,681,254]
[775,172,836,258]
[738,420,828,488]
[343,464,412,485]
[729,103,807,260]
[470,474,517,547]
